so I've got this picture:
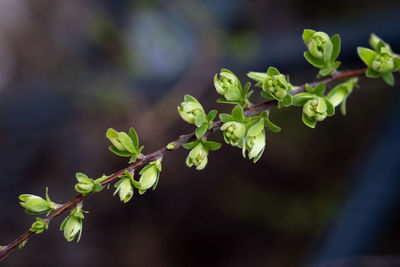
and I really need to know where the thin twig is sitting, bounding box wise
[0,67,366,262]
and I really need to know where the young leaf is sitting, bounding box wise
[118,132,136,154]
[232,105,244,122]
[202,141,222,151]
[195,124,208,139]
[219,113,233,122]
[128,128,139,150]
[382,72,395,86]
[330,34,341,61]
[108,146,132,157]
[207,110,218,121]
[267,67,280,76]
[304,52,325,68]
[357,47,377,67]
[302,113,317,128]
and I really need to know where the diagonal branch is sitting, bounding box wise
[0,67,366,262]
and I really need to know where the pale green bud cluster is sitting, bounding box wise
[74,173,105,196]
[186,143,208,170]
[30,218,48,234]
[293,83,334,128]
[214,69,254,106]
[248,67,292,107]
[133,160,162,194]
[221,121,246,146]
[241,117,267,163]
[358,34,400,86]
[214,69,242,102]
[183,140,221,170]
[106,127,143,163]
[60,205,86,242]
[114,170,135,203]
[178,95,206,125]
[302,29,341,77]
[19,188,57,215]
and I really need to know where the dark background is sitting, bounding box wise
[1,0,400,266]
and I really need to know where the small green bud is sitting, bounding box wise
[19,188,57,215]
[242,118,266,163]
[133,160,162,194]
[113,170,134,203]
[214,69,243,102]
[305,31,332,60]
[60,206,86,242]
[30,217,48,234]
[74,173,103,196]
[327,78,358,115]
[177,95,206,125]
[185,143,208,170]
[167,142,176,150]
[221,121,246,146]
[371,53,394,73]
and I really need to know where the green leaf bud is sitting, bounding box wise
[214,69,243,103]
[113,173,134,203]
[19,188,57,215]
[106,128,141,161]
[244,129,266,163]
[185,143,208,170]
[256,67,292,106]
[221,121,246,146]
[133,160,162,194]
[74,173,103,196]
[60,206,86,242]
[304,31,332,60]
[30,217,48,234]
[177,95,206,124]
[327,78,358,115]
[371,53,394,73]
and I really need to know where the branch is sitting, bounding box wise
[0,67,366,262]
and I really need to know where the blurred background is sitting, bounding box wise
[1,0,400,266]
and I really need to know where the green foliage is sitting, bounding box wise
[327,78,358,115]
[293,83,334,128]
[183,139,221,170]
[60,205,87,242]
[113,170,134,203]
[132,160,162,195]
[10,29,400,254]
[248,67,293,107]
[106,127,144,163]
[74,173,107,195]
[30,218,48,234]
[357,34,400,86]
[214,69,253,107]
[178,94,218,139]
[19,188,57,215]
[302,29,341,77]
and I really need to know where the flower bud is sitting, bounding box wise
[371,53,394,73]
[30,217,48,234]
[214,69,242,102]
[134,160,162,194]
[19,188,57,215]
[221,121,246,146]
[262,74,290,101]
[74,173,103,196]
[177,95,205,124]
[303,97,327,122]
[306,31,332,60]
[114,176,134,203]
[186,143,208,170]
[245,130,266,162]
[60,208,85,242]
